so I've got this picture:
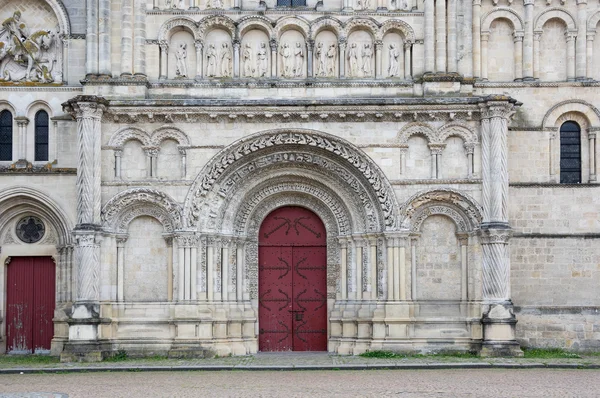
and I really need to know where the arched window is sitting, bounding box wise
[560,121,581,184]
[35,110,49,161]
[0,110,13,161]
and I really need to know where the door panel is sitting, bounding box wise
[258,206,327,352]
[259,247,293,351]
[6,257,55,354]
[292,246,327,351]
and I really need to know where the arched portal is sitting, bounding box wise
[258,206,327,352]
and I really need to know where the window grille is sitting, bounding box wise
[560,121,581,184]
[35,110,49,162]
[0,110,12,161]
[277,0,307,6]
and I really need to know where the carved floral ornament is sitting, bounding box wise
[183,129,400,231]
[101,188,182,233]
[107,126,191,149]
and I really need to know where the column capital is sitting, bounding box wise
[159,40,169,51]
[513,31,524,42]
[479,227,512,244]
[62,96,109,120]
[428,143,446,154]
[116,234,128,247]
[479,96,520,120]
[269,39,278,51]
[14,116,30,127]
[142,146,160,157]
[523,0,534,5]
[194,40,203,50]
[174,231,200,248]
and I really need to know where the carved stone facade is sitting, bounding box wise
[0,0,599,360]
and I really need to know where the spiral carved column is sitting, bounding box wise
[479,97,522,357]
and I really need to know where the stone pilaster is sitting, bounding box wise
[479,96,522,357]
[522,0,534,80]
[61,96,109,362]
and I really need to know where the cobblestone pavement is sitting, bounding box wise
[1,369,600,397]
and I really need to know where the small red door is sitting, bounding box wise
[259,207,327,351]
[6,257,55,354]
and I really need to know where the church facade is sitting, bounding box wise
[0,0,599,360]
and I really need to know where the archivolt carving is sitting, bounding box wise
[184,129,399,230]
[481,7,524,33]
[542,100,600,129]
[231,179,353,236]
[150,126,191,147]
[380,19,415,43]
[274,16,310,39]
[101,188,182,233]
[534,7,577,32]
[199,15,236,38]
[343,17,380,40]
[310,17,343,41]
[238,16,275,40]
[398,122,437,144]
[588,10,600,31]
[400,188,483,232]
[107,127,152,147]
[410,205,469,233]
[437,122,479,145]
[158,17,200,42]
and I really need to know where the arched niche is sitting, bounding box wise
[314,30,338,78]
[240,29,271,78]
[382,31,404,79]
[278,30,306,78]
[346,30,375,78]
[204,29,232,78]
[538,18,569,82]
[168,29,196,79]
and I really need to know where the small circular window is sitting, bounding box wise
[16,216,45,244]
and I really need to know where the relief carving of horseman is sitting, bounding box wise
[0,11,60,83]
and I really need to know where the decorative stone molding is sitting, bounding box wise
[380,19,416,43]
[101,188,183,233]
[273,15,310,39]
[542,100,600,130]
[398,122,437,144]
[107,127,152,147]
[534,7,577,32]
[183,129,399,231]
[481,7,525,33]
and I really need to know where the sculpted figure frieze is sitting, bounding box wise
[0,11,62,83]
[256,42,268,77]
[220,42,232,77]
[347,42,360,77]
[174,42,188,78]
[387,43,400,77]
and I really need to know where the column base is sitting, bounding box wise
[60,341,112,362]
[480,341,523,357]
[481,302,523,357]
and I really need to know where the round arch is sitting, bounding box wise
[398,122,437,144]
[542,100,600,130]
[534,7,577,32]
[157,17,200,42]
[481,7,525,33]
[107,127,152,148]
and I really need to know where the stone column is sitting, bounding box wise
[235,238,245,301]
[114,149,122,178]
[480,33,489,80]
[159,41,168,80]
[98,0,111,76]
[589,131,597,182]
[465,143,475,178]
[386,236,394,300]
[195,41,203,79]
[178,147,187,178]
[234,0,241,8]
[143,147,158,178]
[339,39,346,78]
[410,237,417,300]
[523,0,534,79]
[587,34,595,79]
[354,238,363,300]
[270,40,278,78]
[566,32,576,81]
[447,0,457,73]
[428,144,444,179]
[533,32,541,80]
[368,236,378,300]
[121,0,133,77]
[61,97,108,360]
[457,234,468,301]
[514,33,523,81]
[399,146,408,175]
[377,0,386,11]
[404,42,412,79]
[86,0,99,76]
[206,237,215,301]
[424,0,435,73]
[339,238,348,300]
[375,41,383,79]
[233,40,240,78]
[576,0,587,80]
[435,0,447,73]
[14,117,29,162]
[176,234,199,301]
[462,0,473,77]
[222,239,230,301]
[116,235,127,301]
[307,40,314,78]
[472,0,481,78]
[479,97,522,357]
[133,0,146,77]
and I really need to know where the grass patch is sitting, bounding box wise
[104,350,129,362]
[522,348,581,359]
[359,350,478,359]
[0,355,60,366]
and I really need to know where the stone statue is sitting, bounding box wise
[326,43,336,77]
[357,0,371,9]
[388,43,400,77]
[279,43,292,78]
[293,42,304,77]
[207,0,224,8]
[316,42,326,77]
[220,42,231,77]
[256,42,268,77]
[347,43,359,77]
[0,11,61,83]
[206,44,217,77]
[175,42,188,78]
[243,43,253,77]
[362,43,372,76]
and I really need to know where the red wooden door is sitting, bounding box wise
[6,257,55,354]
[258,206,327,351]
